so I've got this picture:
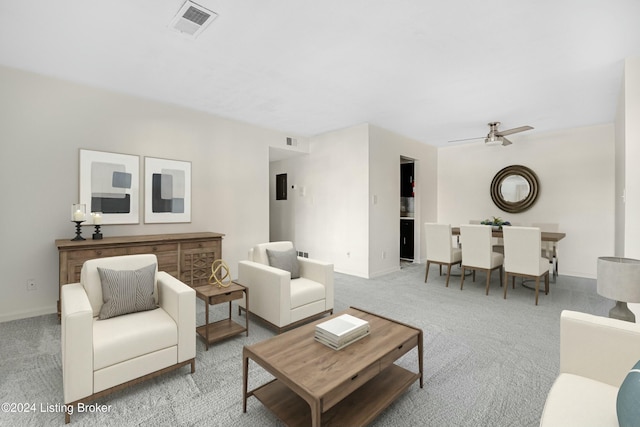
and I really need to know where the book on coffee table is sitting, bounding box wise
[315,314,370,349]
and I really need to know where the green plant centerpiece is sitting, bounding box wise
[481,216,511,230]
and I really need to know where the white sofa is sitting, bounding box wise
[61,254,195,423]
[237,241,333,333]
[540,310,640,426]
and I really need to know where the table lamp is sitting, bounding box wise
[597,257,640,322]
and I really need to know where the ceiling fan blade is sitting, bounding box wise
[496,125,533,136]
[501,136,513,146]
[448,136,484,143]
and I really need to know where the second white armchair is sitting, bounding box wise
[237,241,334,333]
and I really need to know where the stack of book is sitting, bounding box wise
[314,314,370,350]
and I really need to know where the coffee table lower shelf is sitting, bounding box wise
[253,364,419,427]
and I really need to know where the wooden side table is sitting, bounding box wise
[194,281,249,350]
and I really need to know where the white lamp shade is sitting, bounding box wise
[597,257,640,303]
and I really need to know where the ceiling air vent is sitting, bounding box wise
[170,1,217,38]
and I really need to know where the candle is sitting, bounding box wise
[73,209,85,221]
[92,212,102,225]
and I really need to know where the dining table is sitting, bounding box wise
[451,227,566,281]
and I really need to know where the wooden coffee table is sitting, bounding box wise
[243,307,423,427]
[194,281,248,350]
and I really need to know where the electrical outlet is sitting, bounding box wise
[27,279,38,292]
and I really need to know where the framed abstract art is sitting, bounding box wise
[79,149,140,224]
[144,157,191,223]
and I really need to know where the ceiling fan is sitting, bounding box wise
[449,122,534,146]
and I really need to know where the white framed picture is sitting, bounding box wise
[79,149,140,225]
[144,157,192,223]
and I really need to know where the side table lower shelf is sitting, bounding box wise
[196,318,247,345]
[252,364,419,427]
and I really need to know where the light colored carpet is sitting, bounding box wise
[0,263,610,426]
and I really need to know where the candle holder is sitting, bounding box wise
[92,224,103,240]
[91,212,103,240]
[71,203,87,222]
[71,220,86,241]
[70,204,87,241]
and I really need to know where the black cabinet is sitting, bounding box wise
[400,219,414,260]
[401,163,415,197]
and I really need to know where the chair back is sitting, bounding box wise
[425,223,456,263]
[503,226,543,275]
[249,241,295,265]
[459,224,493,268]
[80,254,159,318]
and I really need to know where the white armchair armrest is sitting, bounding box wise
[61,283,93,404]
[560,310,640,387]
[299,257,334,310]
[238,260,291,327]
[156,271,196,363]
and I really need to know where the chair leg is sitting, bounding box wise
[499,266,503,288]
[535,277,540,305]
[485,269,491,295]
[472,270,476,282]
[545,272,549,295]
[425,261,431,283]
[460,266,466,290]
[445,264,452,287]
[504,272,509,299]
[439,264,443,276]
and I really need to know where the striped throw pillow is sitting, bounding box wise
[97,263,157,320]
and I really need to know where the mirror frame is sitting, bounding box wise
[490,165,539,213]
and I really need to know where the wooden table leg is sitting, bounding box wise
[244,288,249,336]
[418,329,424,388]
[310,398,321,427]
[205,298,210,351]
[242,355,249,413]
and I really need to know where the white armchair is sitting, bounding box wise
[61,254,195,423]
[540,310,640,426]
[237,241,333,333]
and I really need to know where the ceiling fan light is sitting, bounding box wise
[485,135,502,145]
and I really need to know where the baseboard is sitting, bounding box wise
[0,305,57,323]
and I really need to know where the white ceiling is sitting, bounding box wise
[1,1,639,147]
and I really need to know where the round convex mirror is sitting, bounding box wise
[490,165,539,213]
[500,174,530,202]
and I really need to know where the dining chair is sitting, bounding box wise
[459,224,503,295]
[531,222,559,277]
[424,223,462,287]
[502,226,550,305]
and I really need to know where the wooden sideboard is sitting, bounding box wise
[55,232,224,317]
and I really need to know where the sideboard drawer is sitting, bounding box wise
[128,243,179,254]
[68,247,127,260]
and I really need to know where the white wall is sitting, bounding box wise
[0,65,290,321]
[621,57,640,259]
[368,125,438,276]
[270,123,438,278]
[438,124,615,279]
[270,124,370,277]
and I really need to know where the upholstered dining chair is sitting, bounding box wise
[459,224,504,295]
[424,223,462,287]
[531,222,559,276]
[502,226,550,305]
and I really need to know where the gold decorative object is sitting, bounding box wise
[209,259,232,288]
